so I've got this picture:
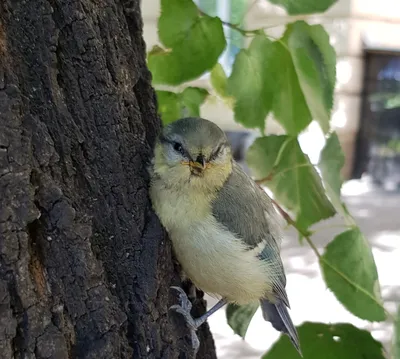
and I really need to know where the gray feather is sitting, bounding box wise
[212,162,299,352]
[163,117,228,152]
[260,299,301,355]
[258,245,289,307]
[211,162,281,249]
[212,162,288,303]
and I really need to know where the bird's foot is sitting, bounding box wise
[170,286,200,356]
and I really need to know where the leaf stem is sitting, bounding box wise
[255,137,296,184]
[198,8,303,40]
[198,9,260,37]
[311,223,351,233]
[273,137,293,167]
[255,163,312,184]
[255,172,275,185]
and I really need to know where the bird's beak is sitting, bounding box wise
[189,155,207,175]
[191,155,206,170]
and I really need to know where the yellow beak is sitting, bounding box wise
[181,155,209,173]
[189,160,206,170]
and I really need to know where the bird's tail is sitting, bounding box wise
[260,298,302,356]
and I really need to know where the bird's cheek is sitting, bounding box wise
[173,163,191,181]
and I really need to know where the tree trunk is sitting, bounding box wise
[0,1,217,358]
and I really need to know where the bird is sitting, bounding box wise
[149,117,301,355]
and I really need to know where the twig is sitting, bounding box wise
[255,163,314,185]
[255,172,274,185]
[198,9,260,37]
[197,8,302,41]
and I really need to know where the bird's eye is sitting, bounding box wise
[173,142,185,155]
[210,145,223,161]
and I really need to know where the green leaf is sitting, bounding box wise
[393,306,400,359]
[321,228,386,321]
[226,302,259,339]
[227,35,314,135]
[247,135,335,229]
[227,35,276,132]
[211,63,229,98]
[156,91,180,125]
[263,322,385,359]
[271,42,313,135]
[156,88,208,125]
[180,87,209,117]
[210,63,235,107]
[318,132,355,224]
[148,0,226,85]
[267,0,338,15]
[318,133,343,197]
[157,0,198,47]
[284,22,336,133]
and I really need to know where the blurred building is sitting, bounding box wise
[141,0,400,183]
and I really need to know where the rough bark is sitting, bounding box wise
[0,0,217,358]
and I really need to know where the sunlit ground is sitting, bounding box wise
[206,177,400,358]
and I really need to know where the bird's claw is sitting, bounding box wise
[170,304,198,330]
[171,286,193,314]
[170,286,200,356]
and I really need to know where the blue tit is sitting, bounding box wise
[149,117,301,355]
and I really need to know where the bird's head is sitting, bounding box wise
[152,117,233,191]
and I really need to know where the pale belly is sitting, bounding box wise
[170,218,272,304]
[149,179,272,304]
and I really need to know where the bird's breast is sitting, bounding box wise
[150,180,272,304]
[172,217,272,304]
[149,181,212,232]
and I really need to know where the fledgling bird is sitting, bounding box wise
[149,117,301,355]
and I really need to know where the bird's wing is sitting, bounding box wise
[211,162,288,305]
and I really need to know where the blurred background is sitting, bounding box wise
[141,0,400,357]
